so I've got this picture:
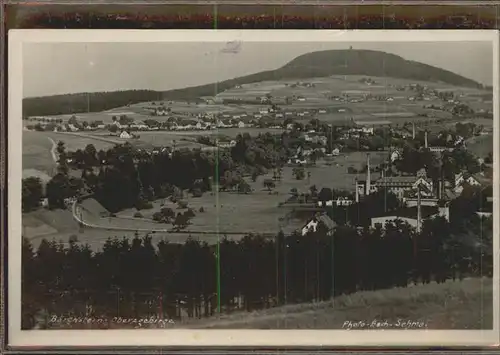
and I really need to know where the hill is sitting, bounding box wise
[181,277,492,330]
[23,49,483,117]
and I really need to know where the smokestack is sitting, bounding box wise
[366,154,371,196]
[424,130,428,149]
[412,122,416,139]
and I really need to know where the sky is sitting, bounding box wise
[23,41,493,98]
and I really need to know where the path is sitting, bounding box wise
[52,131,122,145]
[71,200,276,237]
[48,137,58,163]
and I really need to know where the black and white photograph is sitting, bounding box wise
[8,30,499,347]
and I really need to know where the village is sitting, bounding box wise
[18,40,495,332]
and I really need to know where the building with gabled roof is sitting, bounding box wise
[301,213,336,236]
[355,154,433,202]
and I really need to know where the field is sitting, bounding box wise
[101,151,383,236]
[23,130,56,175]
[22,149,385,251]
[466,134,493,158]
[28,75,492,136]
[22,130,116,177]
[23,208,220,251]
[182,277,493,330]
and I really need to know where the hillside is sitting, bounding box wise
[23,49,483,117]
[182,277,492,330]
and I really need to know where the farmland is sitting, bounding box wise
[23,130,115,175]
[22,148,386,251]
[88,151,383,236]
[22,72,493,250]
[23,130,57,175]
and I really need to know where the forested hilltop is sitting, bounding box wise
[23,49,483,117]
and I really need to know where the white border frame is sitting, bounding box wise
[8,29,500,348]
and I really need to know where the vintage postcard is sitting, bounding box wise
[8,29,499,347]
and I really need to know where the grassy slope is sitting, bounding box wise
[181,278,493,329]
[23,50,482,117]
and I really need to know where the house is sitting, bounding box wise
[217,139,237,148]
[390,149,402,162]
[318,197,354,207]
[301,213,336,236]
[131,121,148,130]
[120,131,131,139]
[454,172,492,195]
[371,216,418,230]
[361,127,374,135]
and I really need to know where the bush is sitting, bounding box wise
[136,199,153,210]
[185,208,196,218]
[192,189,203,198]
[177,201,188,209]
[152,212,164,222]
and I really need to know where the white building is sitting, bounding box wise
[371,216,418,230]
[120,131,131,139]
[301,214,336,236]
[454,172,491,195]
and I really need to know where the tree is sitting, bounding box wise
[318,187,333,202]
[292,167,306,180]
[309,185,318,198]
[263,179,276,191]
[45,173,71,209]
[251,172,258,182]
[68,115,78,126]
[173,213,189,230]
[238,180,252,194]
[22,177,43,212]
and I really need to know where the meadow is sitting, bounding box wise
[183,277,493,330]
[23,130,56,175]
[23,130,116,175]
[466,134,493,158]
[23,208,220,251]
[110,151,386,236]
